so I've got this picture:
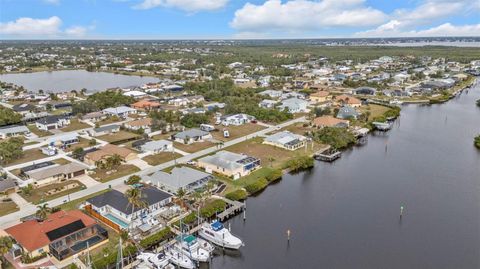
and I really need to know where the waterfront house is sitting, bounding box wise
[278,98,309,113]
[0,125,30,139]
[35,115,70,131]
[143,166,213,194]
[173,129,212,144]
[198,150,261,180]
[89,124,120,137]
[312,116,350,128]
[84,187,172,230]
[102,106,137,118]
[84,144,137,166]
[221,114,255,126]
[140,140,173,154]
[24,162,88,186]
[337,106,360,120]
[5,210,108,261]
[263,131,307,151]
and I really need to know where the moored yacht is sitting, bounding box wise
[174,234,211,262]
[165,247,195,269]
[197,237,215,253]
[136,252,170,268]
[198,220,244,250]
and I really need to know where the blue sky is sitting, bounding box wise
[0,0,479,39]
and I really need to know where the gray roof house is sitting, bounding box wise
[0,125,30,139]
[140,140,173,153]
[89,124,120,137]
[263,131,307,151]
[278,98,309,113]
[198,150,260,179]
[173,129,212,144]
[143,166,213,194]
[337,106,360,119]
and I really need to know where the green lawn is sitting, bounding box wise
[5,148,46,167]
[61,118,91,132]
[0,201,19,217]
[98,130,140,144]
[142,152,182,166]
[91,164,140,182]
[27,124,52,137]
[20,180,85,204]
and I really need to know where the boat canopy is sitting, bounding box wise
[211,221,224,231]
[177,234,197,245]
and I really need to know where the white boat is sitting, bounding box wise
[197,237,215,253]
[165,248,195,269]
[174,235,211,262]
[198,221,244,250]
[137,252,170,269]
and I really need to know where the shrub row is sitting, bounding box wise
[225,189,248,201]
[200,199,227,218]
[139,227,173,249]
[285,156,314,172]
[245,178,269,195]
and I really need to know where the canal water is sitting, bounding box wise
[210,82,480,269]
[0,70,159,93]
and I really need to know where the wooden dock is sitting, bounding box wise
[314,147,342,162]
[212,195,246,221]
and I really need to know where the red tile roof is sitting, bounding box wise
[5,210,96,251]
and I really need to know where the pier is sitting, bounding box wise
[314,147,342,162]
[213,195,246,221]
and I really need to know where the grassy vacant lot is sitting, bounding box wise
[65,137,95,152]
[211,123,266,142]
[281,122,313,136]
[98,130,139,144]
[91,164,140,182]
[224,137,325,169]
[98,116,121,126]
[61,118,91,132]
[53,158,71,165]
[142,152,182,166]
[27,124,52,137]
[5,148,46,167]
[173,141,215,153]
[20,180,85,204]
[0,201,19,217]
[151,132,173,141]
[358,104,390,121]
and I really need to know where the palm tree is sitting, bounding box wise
[106,154,122,170]
[268,157,276,167]
[124,188,147,235]
[36,203,51,221]
[0,236,13,264]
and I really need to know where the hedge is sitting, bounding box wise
[245,178,268,194]
[285,156,314,172]
[265,169,282,182]
[200,199,227,218]
[225,189,248,201]
[139,227,173,249]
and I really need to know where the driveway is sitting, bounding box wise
[127,158,153,170]
[75,174,100,188]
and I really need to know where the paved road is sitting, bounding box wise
[0,117,306,229]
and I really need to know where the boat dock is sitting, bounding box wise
[212,195,246,221]
[372,121,393,131]
[314,147,342,162]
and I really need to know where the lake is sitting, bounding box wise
[0,70,159,93]
[208,80,480,269]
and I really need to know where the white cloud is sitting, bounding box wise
[230,0,387,34]
[134,0,228,12]
[0,16,94,38]
[355,23,480,37]
[0,16,62,36]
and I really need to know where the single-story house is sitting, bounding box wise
[140,140,173,154]
[173,129,212,144]
[221,114,255,126]
[143,166,213,194]
[263,131,307,151]
[335,95,362,108]
[198,150,260,179]
[337,106,360,120]
[131,100,161,110]
[0,177,17,194]
[24,162,88,186]
[352,87,377,96]
[89,124,120,137]
[5,210,108,261]
[258,99,278,109]
[312,116,350,128]
[124,118,152,133]
[12,103,36,115]
[47,133,79,148]
[85,187,172,229]
[278,98,309,113]
[35,116,70,131]
[81,112,106,122]
[84,144,137,166]
[0,125,30,139]
[123,90,147,99]
[102,106,137,118]
[310,91,330,103]
[258,89,283,99]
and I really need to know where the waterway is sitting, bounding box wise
[210,81,480,269]
[0,70,159,93]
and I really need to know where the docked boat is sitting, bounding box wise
[136,252,170,268]
[197,237,215,253]
[165,248,195,269]
[174,235,211,262]
[198,221,244,250]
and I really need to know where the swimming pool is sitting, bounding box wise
[71,236,103,252]
[105,213,129,229]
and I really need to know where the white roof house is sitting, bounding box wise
[143,166,213,194]
[221,114,255,126]
[263,131,307,151]
[278,98,309,113]
[102,106,137,117]
[0,125,30,139]
[197,150,261,179]
[140,140,173,153]
[123,90,147,98]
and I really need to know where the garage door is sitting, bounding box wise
[73,170,85,177]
